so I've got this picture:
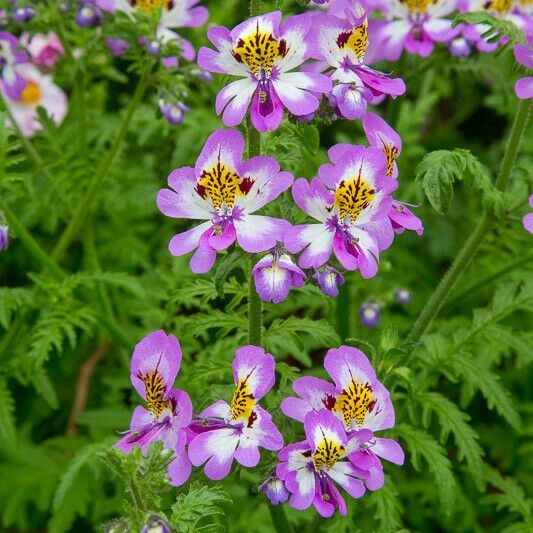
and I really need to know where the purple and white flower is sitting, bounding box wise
[363,112,424,235]
[105,37,130,57]
[281,345,404,491]
[313,266,345,297]
[367,0,459,61]
[197,11,332,132]
[252,252,306,303]
[188,345,283,480]
[259,476,290,505]
[97,0,208,61]
[115,330,193,487]
[159,99,189,125]
[276,409,369,517]
[1,63,67,137]
[157,129,293,273]
[285,144,396,278]
[23,32,64,69]
[0,31,29,100]
[310,2,406,120]
[359,302,381,327]
[394,287,412,304]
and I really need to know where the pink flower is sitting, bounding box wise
[115,331,193,487]
[157,129,293,273]
[285,144,396,278]
[1,64,67,137]
[25,32,64,68]
[513,38,533,100]
[523,194,533,234]
[188,346,283,480]
[197,12,332,132]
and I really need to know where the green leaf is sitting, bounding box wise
[368,478,403,532]
[213,248,247,298]
[0,376,16,449]
[413,391,485,489]
[416,149,502,215]
[171,482,231,533]
[395,424,457,508]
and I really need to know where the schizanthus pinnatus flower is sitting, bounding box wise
[198,11,332,131]
[252,251,306,303]
[157,129,293,273]
[188,345,283,480]
[281,345,404,492]
[115,330,193,486]
[523,194,533,234]
[311,0,406,120]
[513,37,533,100]
[285,144,396,278]
[277,409,369,517]
[0,31,29,100]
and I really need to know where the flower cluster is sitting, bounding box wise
[0,31,67,137]
[273,345,403,516]
[117,331,283,485]
[365,0,533,60]
[116,333,402,518]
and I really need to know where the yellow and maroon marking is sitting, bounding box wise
[336,21,368,61]
[383,144,398,177]
[139,370,170,418]
[334,380,375,428]
[232,25,288,76]
[334,174,375,221]
[195,161,253,212]
[230,379,256,421]
[130,0,174,12]
[483,0,512,14]
[313,437,346,470]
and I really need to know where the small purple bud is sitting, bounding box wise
[106,38,129,57]
[359,302,381,328]
[448,37,471,57]
[140,517,171,533]
[259,476,290,505]
[394,288,412,304]
[162,56,179,69]
[159,99,189,125]
[313,266,345,297]
[75,5,101,28]
[196,69,212,82]
[0,225,8,251]
[146,41,161,55]
[252,252,306,304]
[14,6,36,22]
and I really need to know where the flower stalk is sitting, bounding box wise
[408,98,531,342]
[51,61,152,263]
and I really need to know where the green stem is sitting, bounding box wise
[128,472,147,513]
[74,69,88,161]
[336,282,350,341]
[408,98,531,342]
[51,63,152,263]
[268,505,294,533]
[0,93,53,181]
[248,257,263,346]
[445,252,533,309]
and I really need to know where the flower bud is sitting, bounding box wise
[313,266,345,297]
[359,302,381,328]
[259,476,290,505]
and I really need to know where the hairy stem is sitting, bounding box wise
[336,283,350,341]
[249,0,262,16]
[269,505,294,533]
[0,93,53,181]
[408,98,531,341]
[248,253,263,346]
[51,63,152,263]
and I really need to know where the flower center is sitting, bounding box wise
[232,26,288,77]
[336,21,368,61]
[333,175,375,222]
[139,370,170,419]
[196,161,253,213]
[130,0,174,12]
[334,380,375,428]
[230,379,256,422]
[20,81,41,106]
[483,0,512,14]
[313,438,346,470]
